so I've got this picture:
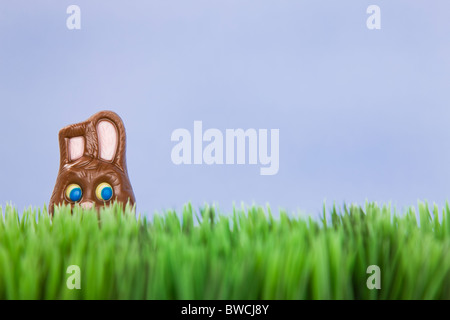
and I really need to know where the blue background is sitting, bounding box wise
[1,1,449,217]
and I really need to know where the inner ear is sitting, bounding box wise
[97,120,118,162]
[68,136,85,161]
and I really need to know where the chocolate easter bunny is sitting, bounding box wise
[49,111,135,214]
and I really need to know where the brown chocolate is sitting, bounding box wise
[49,111,135,214]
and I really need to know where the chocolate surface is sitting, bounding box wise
[49,111,135,214]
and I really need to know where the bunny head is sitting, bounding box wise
[49,111,136,214]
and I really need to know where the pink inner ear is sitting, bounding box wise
[97,120,118,161]
[68,136,85,161]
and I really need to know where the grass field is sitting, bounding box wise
[0,201,450,300]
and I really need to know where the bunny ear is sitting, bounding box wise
[68,136,85,161]
[89,111,128,172]
[58,122,93,167]
[97,120,118,162]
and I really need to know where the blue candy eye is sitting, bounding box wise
[96,182,113,201]
[66,184,82,202]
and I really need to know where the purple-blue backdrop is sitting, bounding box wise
[1,1,449,217]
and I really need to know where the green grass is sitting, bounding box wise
[1,201,450,299]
